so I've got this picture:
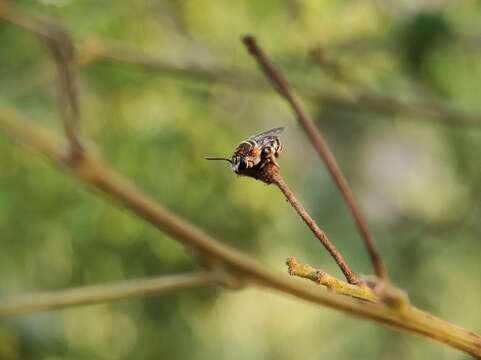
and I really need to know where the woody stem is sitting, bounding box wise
[271,173,359,284]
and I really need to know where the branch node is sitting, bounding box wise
[275,175,359,284]
[213,268,247,291]
[186,248,247,290]
[368,277,410,312]
[234,157,359,284]
[242,34,388,281]
[237,161,280,184]
[62,147,103,184]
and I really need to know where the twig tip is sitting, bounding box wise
[241,34,257,52]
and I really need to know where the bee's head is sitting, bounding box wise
[231,156,248,174]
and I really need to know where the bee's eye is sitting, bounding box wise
[238,158,247,170]
[262,147,271,154]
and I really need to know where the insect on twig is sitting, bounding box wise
[206,127,284,175]
[206,126,360,284]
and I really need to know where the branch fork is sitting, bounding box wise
[242,35,387,281]
[239,35,416,309]
[1,6,481,356]
[231,156,359,284]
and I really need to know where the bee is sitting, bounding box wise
[206,127,284,174]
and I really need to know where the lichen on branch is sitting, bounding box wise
[286,257,377,302]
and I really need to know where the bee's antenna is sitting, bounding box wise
[205,157,232,164]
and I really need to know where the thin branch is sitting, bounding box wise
[47,27,82,157]
[0,9,480,354]
[0,2,82,156]
[308,45,480,132]
[1,106,481,357]
[5,33,481,127]
[272,172,359,284]
[242,35,388,280]
[286,256,409,310]
[309,46,366,88]
[77,38,261,89]
[0,272,218,316]
[286,257,377,301]
[78,39,481,127]
[221,152,359,284]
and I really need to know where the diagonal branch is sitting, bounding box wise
[78,39,481,127]
[242,35,388,280]
[0,272,218,316]
[6,33,481,127]
[46,25,82,157]
[1,106,481,357]
[272,172,358,284]
[221,155,359,284]
[1,7,481,356]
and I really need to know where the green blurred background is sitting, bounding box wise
[1,1,480,359]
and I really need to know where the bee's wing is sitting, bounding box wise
[249,127,284,146]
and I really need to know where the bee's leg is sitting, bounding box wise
[270,155,280,168]
[260,153,280,169]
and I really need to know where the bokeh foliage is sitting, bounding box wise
[1,1,481,359]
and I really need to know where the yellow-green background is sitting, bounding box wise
[1,1,480,359]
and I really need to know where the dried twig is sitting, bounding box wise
[242,35,388,280]
[286,257,377,301]
[272,172,359,284]
[234,159,358,284]
[0,272,218,316]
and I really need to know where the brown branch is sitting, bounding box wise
[286,257,377,301]
[1,10,481,355]
[272,172,359,284]
[0,272,218,316]
[232,162,359,285]
[0,2,82,156]
[47,27,82,157]
[229,162,358,285]
[1,105,481,358]
[242,35,388,280]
